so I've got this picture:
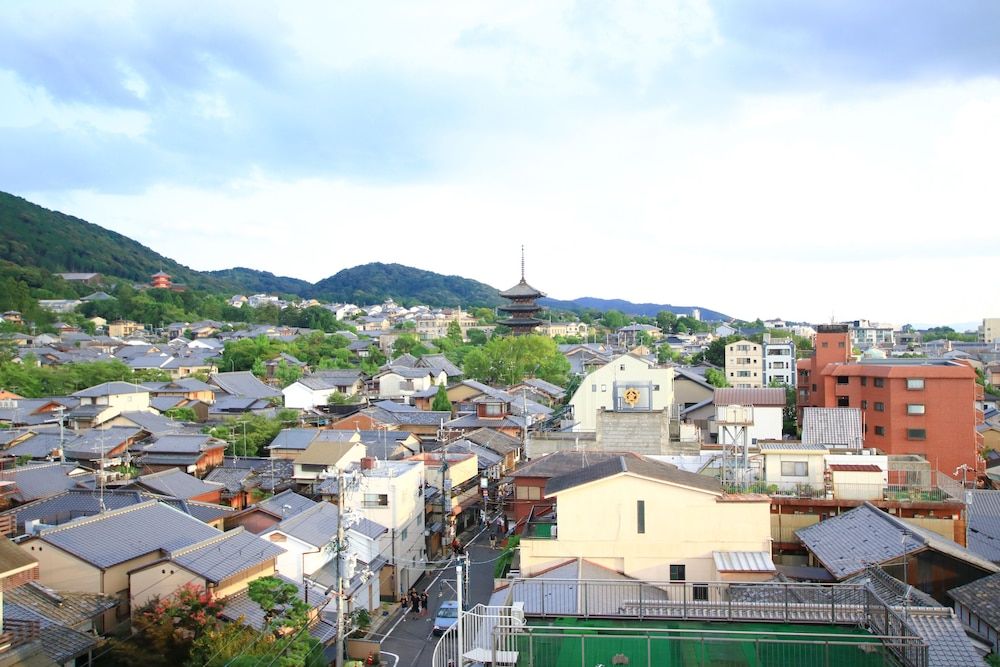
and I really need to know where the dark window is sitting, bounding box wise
[837,396,849,407]
[907,428,926,440]
[821,342,829,348]
[874,426,885,436]
[693,584,709,601]
[811,384,817,392]
[836,376,849,385]
[637,500,645,534]
[860,377,867,387]
[874,402,885,412]
[670,564,686,582]
[861,400,868,410]
[838,342,846,348]
[874,377,885,388]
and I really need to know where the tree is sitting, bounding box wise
[247,576,310,633]
[705,368,729,388]
[131,584,225,667]
[431,384,452,412]
[446,320,463,344]
[460,335,570,387]
[656,311,678,334]
[601,310,628,330]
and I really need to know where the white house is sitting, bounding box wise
[714,387,785,444]
[283,371,365,409]
[568,353,675,432]
[375,366,438,400]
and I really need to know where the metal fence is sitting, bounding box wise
[432,580,929,667]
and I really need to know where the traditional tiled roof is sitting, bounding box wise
[444,413,525,429]
[209,372,282,399]
[221,574,337,643]
[117,410,185,435]
[271,501,386,547]
[5,581,116,627]
[72,381,150,398]
[949,572,1000,629]
[63,426,143,459]
[267,428,321,451]
[143,433,225,454]
[545,454,721,496]
[257,490,316,518]
[417,354,463,377]
[796,502,1000,579]
[0,463,95,503]
[34,501,220,568]
[511,451,625,479]
[3,432,63,458]
[904,608,984,667]
[801,407,863,448]
[966,490,1000,563]
[2,602,97,663]
[131,468,223,499]
[163,528,284,583]
[462,428,521,456]
[294,440,359,466]
[757,442,829,452]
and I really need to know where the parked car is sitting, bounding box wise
[433,600,460,636]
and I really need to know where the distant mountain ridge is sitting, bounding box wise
[0,190,729,318]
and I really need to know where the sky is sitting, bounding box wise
[2,1,999,328]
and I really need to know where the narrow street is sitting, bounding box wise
[376,528,501,667]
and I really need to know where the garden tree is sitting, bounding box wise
[100,584,226,667]
[461,335,570,387]
[472,307,495,323]
[696,335,739,367]
[769,379,798,436]
[287,332,352,366]
[327,390,350,405]
[391,333,429,357]
[601,310,628,330]
[466,328,488,346]
[220,336,284,373]
[657,345,679,365]
[561,374,583,405]
[133,368,172,383]
[431,383,452,412]
[656,311,678,334]
[248,576,310,631]
[446,320,463,344]
[274,361,303,387]
[705,368,729,388]
[165,407,198,422]
[251,357,266,378]
[0,358,137,397]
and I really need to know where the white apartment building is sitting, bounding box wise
[349,458,427,598]
[981,317,1000,343]
[568,353,675,432]
[762,333,796,387]
[844,319,895,350]
[724,339,763,389]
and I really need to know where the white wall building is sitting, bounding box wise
[568,354,675,432]
[762,333,796,387]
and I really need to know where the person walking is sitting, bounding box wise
[400,590,411,620]
[489,532,497,549]
[410,589,421,618]
[420,591,429,616]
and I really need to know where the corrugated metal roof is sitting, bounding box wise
[966,490,1000,563]
[758,443,829,452]
[713,551,776,573]
[714,387,786,407]
[802,407,863,448]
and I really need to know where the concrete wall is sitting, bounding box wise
[520,474,770,581]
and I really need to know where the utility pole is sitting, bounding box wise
[456,555,465,666]
[335,465,346,667]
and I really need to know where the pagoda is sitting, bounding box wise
[151,271,172,289]
[497,247,546,336]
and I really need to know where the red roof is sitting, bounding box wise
[829,464,881,473]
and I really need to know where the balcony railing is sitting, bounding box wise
[433,580,929,667]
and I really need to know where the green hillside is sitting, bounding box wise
[202,267,314,298]
[313,262,504,307]
[0,191,230,290]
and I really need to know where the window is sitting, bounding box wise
[637,500,645,534]
[874,426,885,436]
[737,371,751,377]
[837,396,849,407]
[907,378,925,390]
[907,428,926,440]
[821,342,829,348]
[907,404,925,415]
[860,377,867,387]
[838,341,846,348]
[620,364,626,371]
[874,402,885,412]
[670,564,686,582]
[483,403,503,417]
[836,376,849,385]
[601,384,607,392]
[364,493,389,507]
[400,527,408,541]
[693,584,709,601]
[861,400,868,410]
[873,378,885,388]
[592,384,597,392]
[811,384,817,392]
[653,384,660,391]
[781,461,808,477]
[515,486,541,500]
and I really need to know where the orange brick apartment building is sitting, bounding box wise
[798,324,984,478]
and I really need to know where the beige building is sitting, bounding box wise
[537,320,590,339]
[760,443,829,494]
[568,354,675,432]
[107,320,145,338]
[292,440,366,486]
[982,317,1000,343]
[518,455,772,582]
[725,339,764,388]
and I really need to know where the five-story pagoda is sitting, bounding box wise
[497,247,546,336]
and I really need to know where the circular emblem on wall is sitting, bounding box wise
[623,387,641,407]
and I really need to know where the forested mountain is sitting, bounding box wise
[1,190,728,317]
[313,263,505,307]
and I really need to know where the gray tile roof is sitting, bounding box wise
[416,354,463,377]
[5,581,116,627]
[758,442,830,452]
[444,413,525,429]
[221,574,337,643]
[150,396,186,412]
[72,381,150,398]
[801,407,863,448]
[268,428,321,451]
[132,468,223,499]
[904,608,984,667]
[3,432,64,458]
[2,602,97,663]
[209,371,282,399]
[545,454,721,496]
[714,387,786,407]
[0,463,95,503]
[949,571,1000,629]
[796,502,1000,579]
[512,451,625,479]
[462,428,521,456]
[166,528,285,583]
[63,426,143,459]
[118,410,185,435]
[272,501,386,547]
[210,395,271,413]
[35,500,220,568]
[966,490,1000,563]
[143,433,225,454]
[842,568,939,608]
[257,489,316,518]
[144,378,217,393]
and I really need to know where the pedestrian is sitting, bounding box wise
[420,591,429,616]
[411,590,421,618]
[489,532,497,549]
[400,591,410,620]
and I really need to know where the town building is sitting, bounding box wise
[762,333,796,387]
[724,339,764,388]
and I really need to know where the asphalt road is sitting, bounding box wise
[377,528,501,667]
